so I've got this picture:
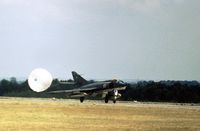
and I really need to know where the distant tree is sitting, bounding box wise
[10,77,17,84]
[67,79,73,82]
[0,79,12,94]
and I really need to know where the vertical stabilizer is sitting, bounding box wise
[72,71,88,86]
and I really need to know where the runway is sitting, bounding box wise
[1,96,199,109]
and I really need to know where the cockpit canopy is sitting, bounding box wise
[117,80,125,84]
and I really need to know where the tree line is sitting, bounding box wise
[0,78,200,103]
[121,80,200,103]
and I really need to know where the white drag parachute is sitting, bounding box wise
[28,68,53,92]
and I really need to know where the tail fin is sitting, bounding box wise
[72,71,88,86]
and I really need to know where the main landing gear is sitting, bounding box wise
[105,95,109,103]
[105,95,117,103]
[80,97,84,103]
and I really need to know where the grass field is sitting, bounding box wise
[0,97,199,131]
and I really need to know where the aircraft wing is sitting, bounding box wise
[48,86,126,97]
[48,87,97,94]
[48,87,101,98]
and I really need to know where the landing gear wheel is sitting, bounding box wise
[105,95,109,103]
[80,97,84,103]
[113,100,116,104]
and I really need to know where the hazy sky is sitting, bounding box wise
[0,0,200,80]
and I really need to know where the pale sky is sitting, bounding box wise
[0,0,200,80]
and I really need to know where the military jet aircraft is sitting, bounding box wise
[49,71,127,103]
